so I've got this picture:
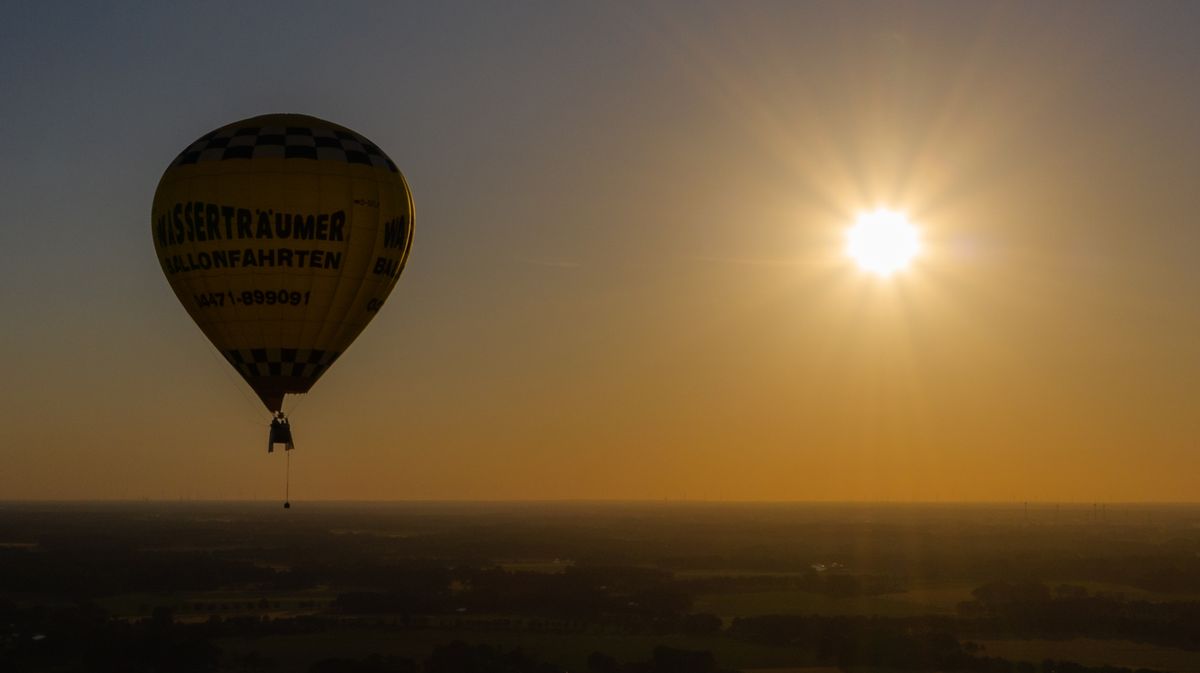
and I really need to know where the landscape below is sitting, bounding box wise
[2,501,1199,672]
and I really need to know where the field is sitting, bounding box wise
[974,639,1200,673]
[217,629,816,672]
[9,502,1200,672]
[96,588,335,622]
[693,579,978,620]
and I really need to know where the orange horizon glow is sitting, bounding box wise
[3,5,1200,503]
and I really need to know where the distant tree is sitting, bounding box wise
[151,605,174,628]
[586,651,618,673]
[309,654,416,673]
[650,646,717,673]
[1054,584,1088,600]
[237,650,272,672]
[825,574,863,597]
[971,581,1051,610]
[426,641,561,673]
[681,613,722,636]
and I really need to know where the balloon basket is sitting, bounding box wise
[268,413,295,453]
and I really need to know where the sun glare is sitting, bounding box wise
[846,209,921,277]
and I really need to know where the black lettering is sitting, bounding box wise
[324,251,341,270]
[197,252,212,270]
[278,249,293,267]
[228,249,241,266]
[383,218,395,248]
[236,209,253,239]
[310,250,323,268]
[296,215,315,240]
[184,202,195,242]
[295,250,310,267]
[172,204,184,246]
[373,257,398,276]
[258,248,275,266]
[211,250,228,269]
[192,202,205,241]
[257,212,273,238]
[329,210,345,241]
[205,204,220,241]
[275,213,292,239]
[301,215,322,241]
[243,248,257,267]
[383,215,408,249]
[221,206,235,239]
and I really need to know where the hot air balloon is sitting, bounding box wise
[151,113,414,464]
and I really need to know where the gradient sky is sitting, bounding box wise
[3,1,1200,501]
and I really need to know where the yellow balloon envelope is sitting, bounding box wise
[152,113,413,413]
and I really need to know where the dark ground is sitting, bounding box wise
[3,501,1200,672]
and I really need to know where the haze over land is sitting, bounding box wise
[6,502,1200,672]
[3,2,1200,501]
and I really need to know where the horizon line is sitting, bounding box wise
[2,498,1197,506]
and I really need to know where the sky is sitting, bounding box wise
[2,1,1200,502]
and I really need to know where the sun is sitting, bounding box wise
[845,209,921,276]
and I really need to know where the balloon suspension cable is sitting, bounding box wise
[269,410,294,509]
[284,449,291,510]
